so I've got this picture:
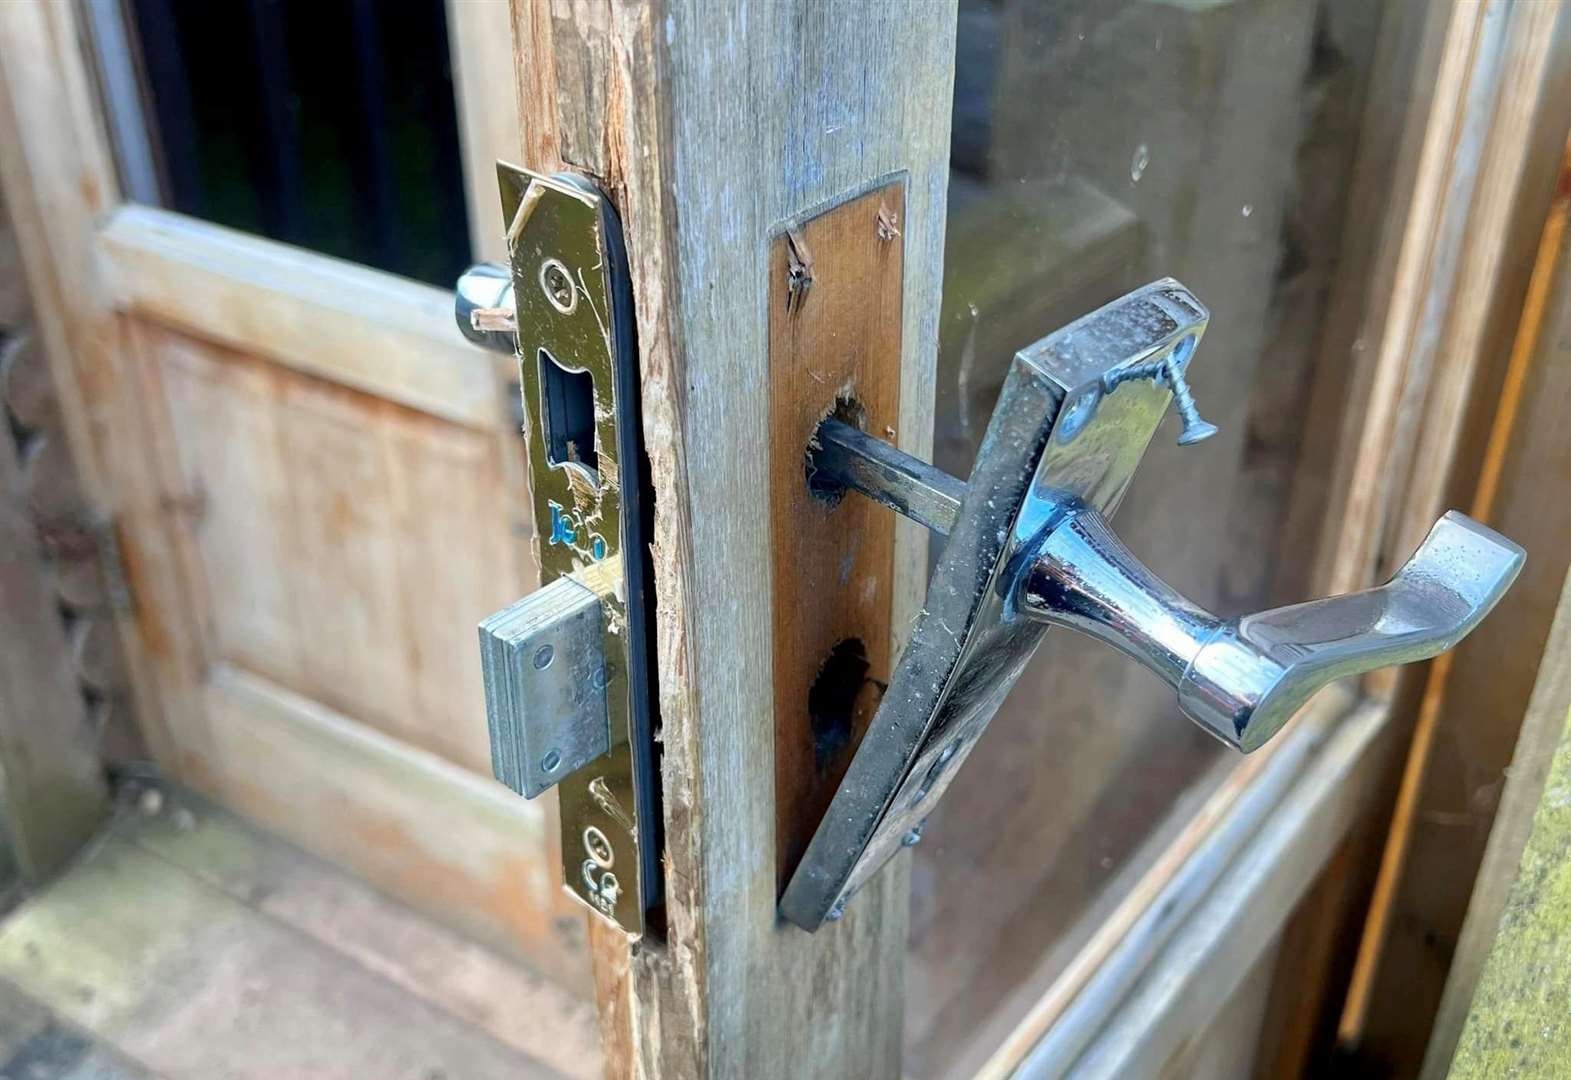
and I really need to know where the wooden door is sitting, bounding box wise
[0,0,590,993]
[506,2,1571,1078]
[4,1,1568,1078]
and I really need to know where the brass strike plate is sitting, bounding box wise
[496,164,659,938]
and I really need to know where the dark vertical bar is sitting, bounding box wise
[245,0,305,244]
[127,0,205,213]
[347,0,401,273]
[417,0,471,279]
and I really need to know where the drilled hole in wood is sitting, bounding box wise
[808,638,885,771]
[805,395,867,508]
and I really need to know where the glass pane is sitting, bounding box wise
[908,1,1386,1073]
[113,0,470,288]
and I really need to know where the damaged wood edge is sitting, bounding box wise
[510,2,708,1076]
[513,3,953,1077]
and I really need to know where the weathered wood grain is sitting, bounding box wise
[197,665,589,992]
[145,323,520,773]
[122,787,600,1079]
[1346,120,1571,1070]
[98,206,500,431]
[511,1,955,1074]
[0,0,181,771]
[0,835,570,1079]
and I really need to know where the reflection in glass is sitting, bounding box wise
[908,1,1387,1074]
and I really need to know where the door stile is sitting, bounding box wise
[508,2,957,1075]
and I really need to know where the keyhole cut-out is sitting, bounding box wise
[808,638,884,771]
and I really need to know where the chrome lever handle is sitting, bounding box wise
[781,277,1527,930]
[1019,508,1524,751]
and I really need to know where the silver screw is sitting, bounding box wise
[902,818,928,848]
[1163,358,1218,446]
[1100,339,1218,447]
[825,898,846,923]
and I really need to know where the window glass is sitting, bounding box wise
[121,0,470,287]
[908,2,1385,1073]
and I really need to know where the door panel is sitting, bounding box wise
[150,324,515,772]
[0,0,589,992]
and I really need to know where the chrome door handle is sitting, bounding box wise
[1019,505,1522,752]
[455,262,517,354]
[780,278,1524,929]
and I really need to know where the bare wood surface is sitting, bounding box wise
[99,206,500,430]
[0,0,180,772]
[1422,571,1571,1078]
[1305,0,1487,598]
[512,2,954,1075]
[199,665,588,991]
[1312,1,1571,599]
[1,0,569,991]
[140,320,521,773]
[769,183,903,886]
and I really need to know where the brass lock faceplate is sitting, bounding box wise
[480,166,660,939]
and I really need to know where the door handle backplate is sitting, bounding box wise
[780,279,1523,931]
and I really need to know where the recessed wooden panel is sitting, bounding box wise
[770,182,904,887]
[149,326,522,775]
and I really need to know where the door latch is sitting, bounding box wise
[778,278,1524,930]
[459,167,659,939]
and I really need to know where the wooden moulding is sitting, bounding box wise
[769,182,905,888]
